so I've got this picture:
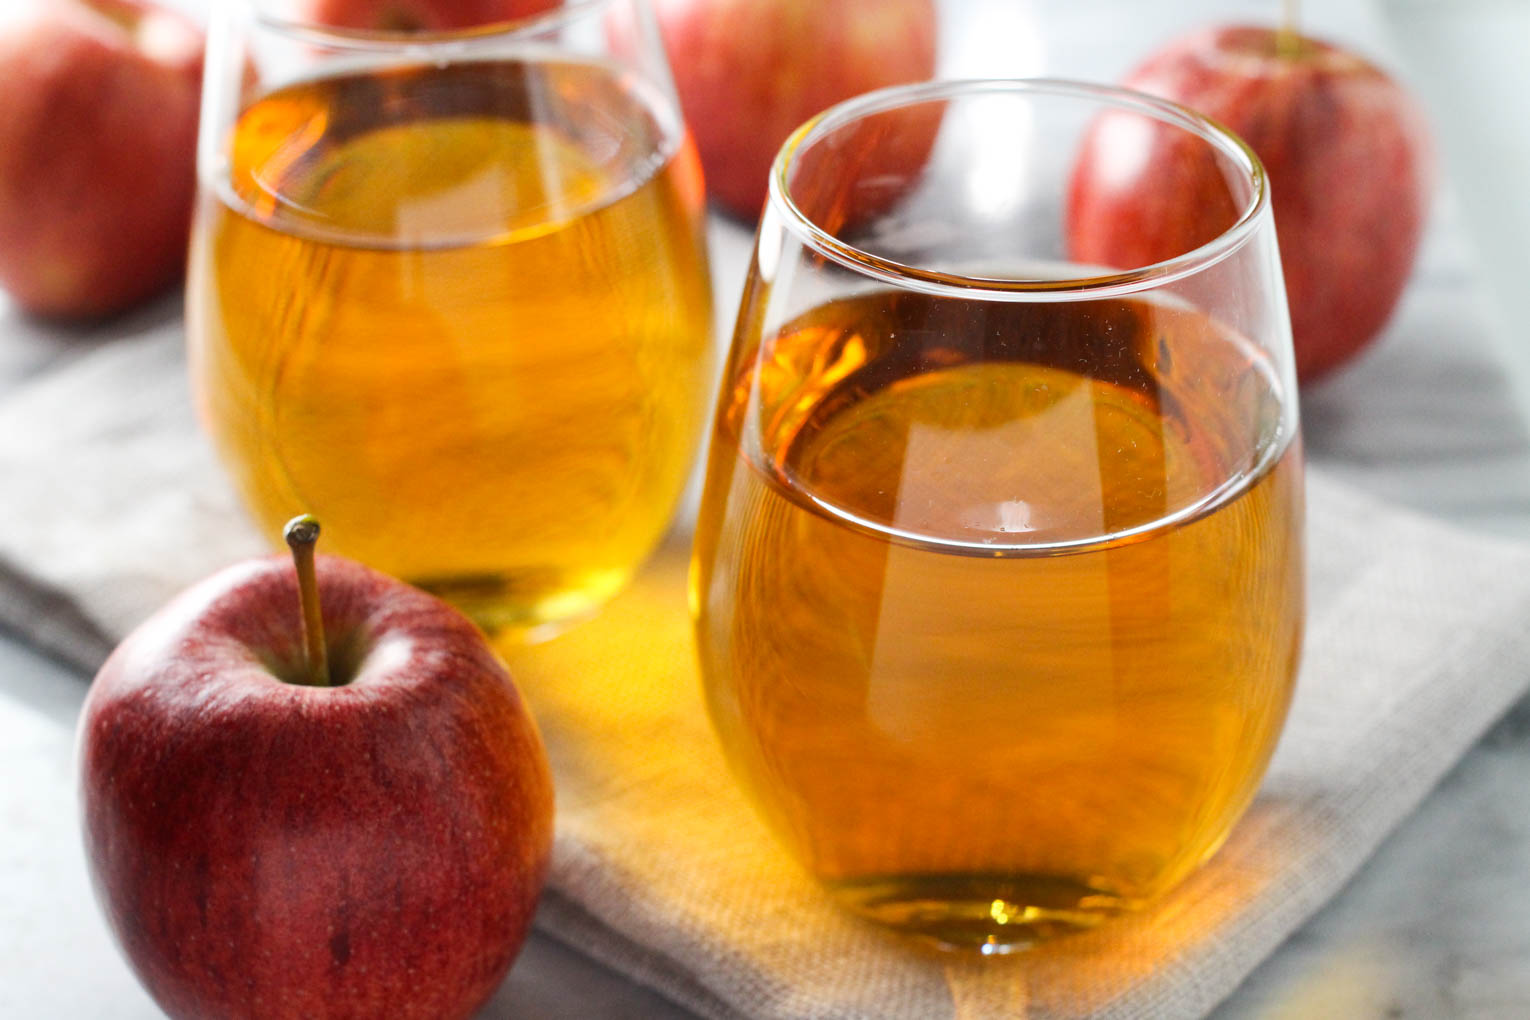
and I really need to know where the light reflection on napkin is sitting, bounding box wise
[491,483,1530,1019]
[3,271,1530,1017]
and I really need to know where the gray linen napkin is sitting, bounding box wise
[4,295,1530,1019]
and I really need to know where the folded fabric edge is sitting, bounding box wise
[535,888,753,1020]
[1126,571,1530,1019]
[531,485,1530,1020]
[0,557,112,676]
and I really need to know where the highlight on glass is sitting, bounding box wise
[691,78,1305,953]
[188,0,714,640]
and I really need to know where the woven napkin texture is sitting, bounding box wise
[3,312,1530,1018]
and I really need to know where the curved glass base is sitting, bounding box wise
[828,873,1142,954]
[413,566,629,644]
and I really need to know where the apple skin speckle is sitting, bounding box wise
[78,553,554,1020]
[0,0,203,319]
[1067,25,1433,383]
[643,0,938,219]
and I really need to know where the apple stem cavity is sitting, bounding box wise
[284,515,331,688]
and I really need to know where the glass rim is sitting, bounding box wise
[239,0,614,50]
[768,77,1271,301]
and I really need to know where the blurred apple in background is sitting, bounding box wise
[295,0,558,31]
[649,0,938,219]
[0,0,202,319]
[1067,24,1433,382]
[78,521,555,1020]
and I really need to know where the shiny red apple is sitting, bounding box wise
[0,0,202,319]
[294,0,557,31]
[1067,25,1433,381]
[78,520,555,1020]
[649,0,938,219]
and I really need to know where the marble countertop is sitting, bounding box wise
[3,0,1529,1016]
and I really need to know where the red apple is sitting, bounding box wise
[78,520,555,1020]
[0,0,202,319]
[1067,25,1433,382]
[649,0,938,219]
[294,0,558,32]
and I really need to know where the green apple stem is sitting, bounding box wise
[1278,0,1302,57]
[283,515,330,688]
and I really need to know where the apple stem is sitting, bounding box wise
[1278,0,1302,58]
[284,515,330,688]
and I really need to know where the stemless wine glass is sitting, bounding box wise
[188,0,712,640]
[691,80,1305,953]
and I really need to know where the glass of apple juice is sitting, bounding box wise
[188,0,713,640]
[690,79,1306,953]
